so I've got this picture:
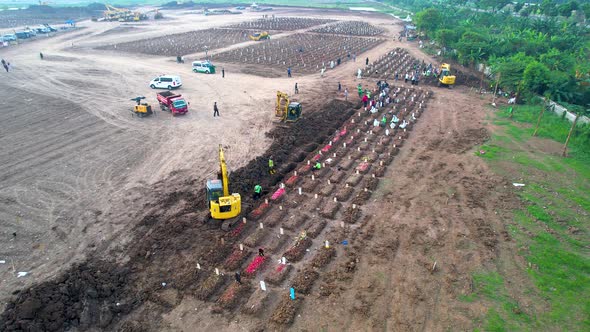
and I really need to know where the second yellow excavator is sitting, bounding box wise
[206,145,242,230]
[249,31,270,41]
[275,91,302,122]
[438,63,456,87]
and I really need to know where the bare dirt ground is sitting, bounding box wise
[0,6,522,332]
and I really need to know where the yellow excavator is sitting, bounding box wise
[206,145,242,230]
[275,91,302,122]
[249,31,270,41]
[130,96,153,118]
[438,63,456,87]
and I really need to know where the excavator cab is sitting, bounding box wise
[438,63,456,87]
[207,179,240,217]
[275,91,302,122]
[286,102,302,122]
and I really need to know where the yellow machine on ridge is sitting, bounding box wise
[438,63,456,87]
[275,91,302,122]
[249,31,270,41]
[206,145,242,230]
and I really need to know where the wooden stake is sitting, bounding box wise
[491,72,501,105]
[532,103,546,137]
[562,114,579,157]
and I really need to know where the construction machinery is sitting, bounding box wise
[438,63,456,87]
[206,145,242,230]
[130,96,153,117]
[103,4,145,22]
[275,91,302,122]
[249,31,270,41]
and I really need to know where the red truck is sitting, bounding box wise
[156,91,188,115]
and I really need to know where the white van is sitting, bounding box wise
[149,75,182,89]
[192,60,216,74]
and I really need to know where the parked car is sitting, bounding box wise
[35,27,50,34]
[192,60,216,74]
[149,75,182,89]
[2,34,17,42]
[15,32,31,39]
[44,24,57,32]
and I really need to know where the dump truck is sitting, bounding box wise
[156,91,188,115]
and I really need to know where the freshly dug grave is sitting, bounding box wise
[242,289,270,316]
[311,247,336,268]
[223,249,251,271]
[266,264,293,285]
[343,206,363,224]
[283,213,308,231]
[269,294,303,325]
[320,200,341,219]
[260,207,287,227]
[335,186,354,202]
[283,237,313,262]
[195,274,225,301]
[291,268,320,295]
[243,229,267,248]
[306,219,327,238]
[215,282,251,310]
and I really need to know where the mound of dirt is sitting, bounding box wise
[0,261,136,331]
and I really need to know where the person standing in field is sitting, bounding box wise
[213,102,219,117]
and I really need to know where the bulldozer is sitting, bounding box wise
[130,96,153,117]
[438,63,456,87]
[249,31,270,41]
[275,91,302,122]
[206,145,242,231]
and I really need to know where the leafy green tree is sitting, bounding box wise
[414,8,442,37]
[435,29,460,49]
[581,3,590,18]
[541,0,558,16]
[540,48,575,72]
[523,61,551,95]
[514,2,524,13]
[490,52,534,92]
[558,2,576,17]
[455,31,490,66]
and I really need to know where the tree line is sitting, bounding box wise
[382,0,590,115]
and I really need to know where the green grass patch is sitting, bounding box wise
[472,104,590,331]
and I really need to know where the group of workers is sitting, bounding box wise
[252,156,322,200]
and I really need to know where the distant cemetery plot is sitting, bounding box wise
[226,17,336,31]
[211,33,385,75]
[96,28,255,56]
[310,21,384,36]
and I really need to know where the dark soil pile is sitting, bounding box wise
[0,261,136,331]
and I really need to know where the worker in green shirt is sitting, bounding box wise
[380,115,387,127]
[313,161,322,172]
[254,184,262,200]
[268,156,275,174]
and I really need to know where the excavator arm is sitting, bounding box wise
[218,144,230,197]
[275,91,289,120]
